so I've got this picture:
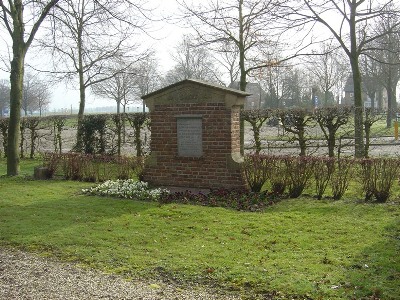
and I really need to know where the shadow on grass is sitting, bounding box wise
[344,219,400,299]
[0,178,155,255]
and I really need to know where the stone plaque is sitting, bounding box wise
[177,116,203,157]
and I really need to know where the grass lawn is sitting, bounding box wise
[0,160,399,299]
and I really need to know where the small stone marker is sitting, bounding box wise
[34,166,51,180]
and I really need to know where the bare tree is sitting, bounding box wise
[22,73,38,116]
[164,34,223,85]
[214,41,240,85]
[287,0,400,157]
[0,79,10,117]
[306,44,349,106]
[263,63,290,109]
[372,12,400,127]
[360,54,381,110]
[42,0,151,149]
[36,82,51,117]
[0,0,59,175]
[134,54,162,112]
[314,106,352,157]
[261,64,309,109]
[22,72,51,116]
[179,0,281,92]
[92,59,143,115]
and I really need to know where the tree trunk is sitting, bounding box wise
[75,19,85,151]
[249,120,261,154]
[299,129,306,156]
[327,130,335,158]
[324,90,329,106]
[364,123,371,158]
[350,59,364,158]
[75,65,86,148]
[122,104,126,143]
[377,89,383,110]
[134,122,142,157]
[349,2,364,158]
[7,36,25,175]
[237,0,246,156]
[386,82,394,128]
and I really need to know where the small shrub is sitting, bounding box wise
[359,158,375,201]
[42,152,61,178]
[25,117,41,158]
[241,109,272,154]
[314,157,335,200]
[360,158,400,203]
[284,156,315,198]
[43,153,143,182]
[126,113,149,157]
[268,156,287,195]
[78,114,109,154]
[62,153,86,181]
[330,158,353,200]
[243,154,270,192]
[48,115,67,154]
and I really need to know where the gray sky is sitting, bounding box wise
[0,0,188,111]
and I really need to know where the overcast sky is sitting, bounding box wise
[49,1,188,111]
[0,0,190,111]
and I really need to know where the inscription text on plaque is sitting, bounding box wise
[177,116,203,157]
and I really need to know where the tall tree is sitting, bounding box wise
[306,44,349,107]
[133,54,161,112]
[0,79,10,116]
[360,54,381,110]
[43,0,150,149]
[214,41,240,85]
[92,60,138,115]
[164,34,222,85]
[180,0,286,155]
[179,0,281,92]
[262,64,308,108]
[373,12,400,127]
[288,0,400,157]
[0,0,59,175]
[22,72,50,116]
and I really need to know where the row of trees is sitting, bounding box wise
[0,113,149,159]
[1,0,400,175]
[243,106,385,158]
[179,0,400,158]
[0,107,387,161]
[0,74,50,117]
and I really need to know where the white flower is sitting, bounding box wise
[82,180,169,201]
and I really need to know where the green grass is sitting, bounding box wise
[0,160,399,299]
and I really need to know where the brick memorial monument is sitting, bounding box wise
[142,79,250,189]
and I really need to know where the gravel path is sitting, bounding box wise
[0,247,240,300]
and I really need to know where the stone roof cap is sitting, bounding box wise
[142,78,251,99]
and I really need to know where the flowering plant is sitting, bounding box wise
[82,179,168,201]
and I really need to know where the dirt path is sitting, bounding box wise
[0,247,240,300]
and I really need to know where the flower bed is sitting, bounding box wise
[82,179,168,201]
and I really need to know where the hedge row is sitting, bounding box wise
[243,154,400,203]
[0,113,149,158]
[42,152,144,182]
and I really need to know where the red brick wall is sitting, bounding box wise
[143,102,246,189]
